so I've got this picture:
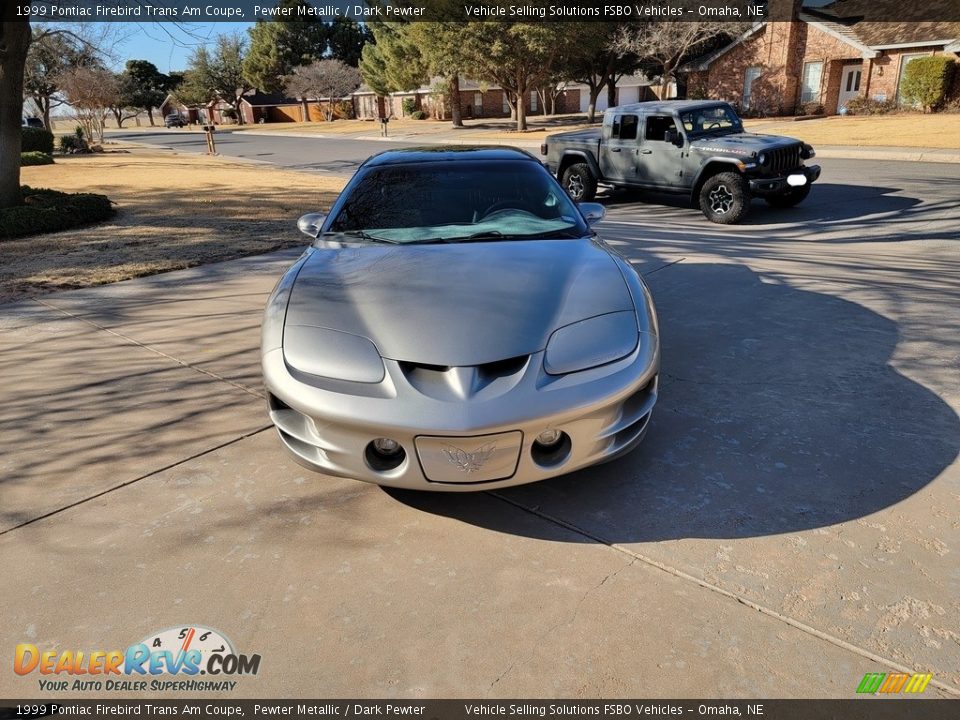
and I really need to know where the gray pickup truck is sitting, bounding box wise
[542,100,821,224]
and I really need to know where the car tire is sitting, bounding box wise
[561,163,597,202]
[698,172,751,224]
[765,184,811,208]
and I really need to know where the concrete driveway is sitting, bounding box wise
[1,158,958,699]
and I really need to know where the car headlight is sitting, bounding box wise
[283,325,385,383]
[757,152,768,165]
[801,143,815,159]
[544,312,638,376]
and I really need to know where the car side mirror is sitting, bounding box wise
[297,212,326,238]
[578,202,606,226]
[664,129,683,147]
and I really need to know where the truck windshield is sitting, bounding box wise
[680,106,743,135]
[328,161,589,244]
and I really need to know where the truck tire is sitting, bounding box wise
[561,163,597,202]
[698,172,750,224]
[765,184,811,208]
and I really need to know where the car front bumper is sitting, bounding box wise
[748,164,821,195]
[262,336,659,491]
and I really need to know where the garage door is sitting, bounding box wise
[619,86,640,105]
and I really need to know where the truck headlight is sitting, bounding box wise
[801,143,815,159]
[544,312,638,375]
[758,152,769,166]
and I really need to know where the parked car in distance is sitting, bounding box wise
[543,100,821,224]
[164,113,187,128]
[22,117,44,129]
[262,147,660,491]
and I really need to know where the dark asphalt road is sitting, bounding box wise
[110,129,411,176]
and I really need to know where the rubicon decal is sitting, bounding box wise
[14,625,260,692]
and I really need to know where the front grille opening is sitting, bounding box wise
[477,355,528,381]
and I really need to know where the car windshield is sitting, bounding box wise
[327,161,589,244]
[680,106,743,136]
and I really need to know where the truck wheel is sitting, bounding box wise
[765,184,811,208]
[698,172,750,224]
[561,163,597,202]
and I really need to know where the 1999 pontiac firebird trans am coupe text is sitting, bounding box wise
[261,147,660,490]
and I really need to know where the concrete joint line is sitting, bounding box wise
[0,426,273,538]
[34,299,264,399]
[488,491,960,698]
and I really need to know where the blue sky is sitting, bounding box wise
[112,22,255,73]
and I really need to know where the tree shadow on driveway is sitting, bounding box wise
[599,182,944,239]
[385,262,960,542]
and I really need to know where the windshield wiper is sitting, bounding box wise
[318,230,401,244]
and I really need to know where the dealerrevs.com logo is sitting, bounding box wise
[14,625,261,692]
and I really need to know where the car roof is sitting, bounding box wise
[608,100,732,115]
[362,146,539,168]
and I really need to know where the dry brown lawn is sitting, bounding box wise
[3,149,346,304]
[744,113,960,149]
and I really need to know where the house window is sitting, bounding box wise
[800,61,823,104]
[846,69,862,93]
[897,53,929,105]
[743,66,762,109]
[502,94,510,114]
[474,92,483,117]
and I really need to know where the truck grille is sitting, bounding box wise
[768,144,802,173]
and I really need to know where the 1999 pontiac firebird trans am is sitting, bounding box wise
[261,147,660,490]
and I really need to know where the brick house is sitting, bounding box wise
[686,0,960,115]
[352,75,665,121]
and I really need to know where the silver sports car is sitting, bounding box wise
[262,147,659,490]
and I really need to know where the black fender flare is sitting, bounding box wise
[691,158,747,197]
[557,151,602,182]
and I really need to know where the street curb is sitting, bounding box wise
[814,146,960,163]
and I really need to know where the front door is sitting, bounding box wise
[600,113,640,182]
[837,64,863,112]
[637,114,685,188]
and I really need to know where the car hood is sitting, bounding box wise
[690,132,800,155]
[285,238,634,366]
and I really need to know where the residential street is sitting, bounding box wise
[1,149,958,698]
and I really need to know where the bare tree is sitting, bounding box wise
[613,21,743,100]
[285,59,361,122]
[59,66,121,143]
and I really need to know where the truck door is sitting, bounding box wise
[638,115,686,187]
[599,114,640,183]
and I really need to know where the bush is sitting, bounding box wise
[401,97,417,116]
[21,126,54,154]
[58,133,90,154]
[409,110,427,120]
[845,96,897,115]
[21,151,54,166]
[0,186,114,240]
[900,56,956,112]
[797,102,824,116]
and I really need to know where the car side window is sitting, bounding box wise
[645,115,678,141]
[612,114,638,141]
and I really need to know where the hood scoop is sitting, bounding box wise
[400,356,529,401]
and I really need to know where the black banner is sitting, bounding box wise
[6,0,960,23]
[1,701,959,720]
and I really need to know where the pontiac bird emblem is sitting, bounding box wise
[442,443,496,473]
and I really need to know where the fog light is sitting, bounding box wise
[531,431,571,468]
[373,437,401,455]
[365,438,406,472]
[536,429,563,446]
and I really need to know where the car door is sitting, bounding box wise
[599,114,640,183]
[637,114,686,188]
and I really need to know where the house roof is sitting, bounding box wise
[687,12,960,72]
